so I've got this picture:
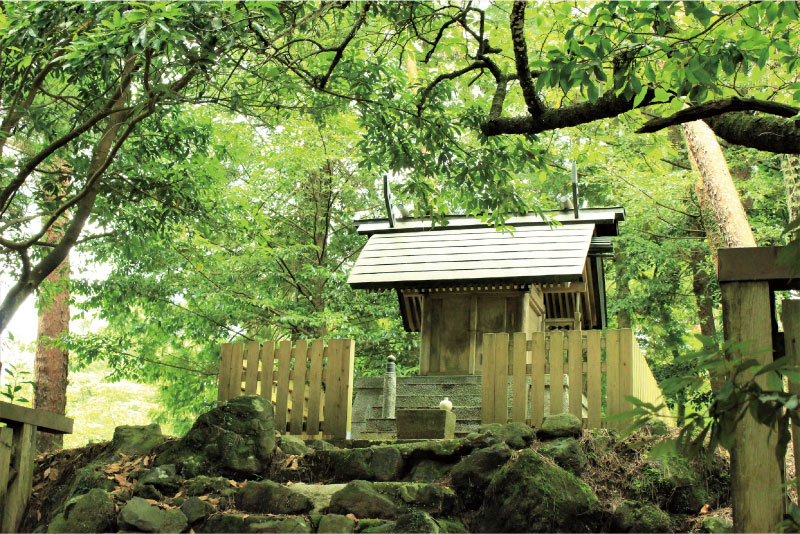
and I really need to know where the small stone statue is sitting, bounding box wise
[439,397,453,411]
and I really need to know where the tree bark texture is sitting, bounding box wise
[34,223,69,451]
[682,120,756,271]
[782,154,800,233]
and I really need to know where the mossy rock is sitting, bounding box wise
[235,480,313,515]
[450,443,512,508]
[326,446,404,482]
[185,475,233,496]
[479,449,600,532]
[310,439,338,451]
[394,438,473,461]
[106,424,167,459]
[537,438,587,475]
[477,422,535,449]
[46,489,116,533]
[328,480,401,520]
[317,514,356,533]
[436,519,468,533]
[249,517,312,533]
[356,519,393,533]
[538,413,583,440]
[394,511,439,533]
[158,395,276,477]
[118,497,188,533]
[407,459,452,483]
[373,482,458,515]
[181,496,215,523]
[613,500,673,533]
[138,464,182,494]
[279,435,309,456]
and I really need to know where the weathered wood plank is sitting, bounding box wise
[322,340,342,438]
[606,329,620,430]
[511,332,528,423]
[340,340,355,439]
[549,331,564,415]
[722,281,784,532]
[784,300,800,498]
[493,333,510,424]
[274,341,293,434]
[530,331,546,427]
[351,257,591,275]
[227,343,244,400]
[356,249,593,265]
[619,329,634,415]
[481,334,496,424]
[306,340,325,437]
[586,330,602,429]
[349,266,587,285]
[259,341,275,401]
[290,340,308,435]
[0,402,73,434]
[567,329,583,419]
[1,423,35,533]
[0,426,12,522]
[244,342,261,396]
[217,343,233,404]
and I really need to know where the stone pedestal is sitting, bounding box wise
[396,409,455,439]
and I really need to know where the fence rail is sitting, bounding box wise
[217,338,354,440]
[481,329,670,429]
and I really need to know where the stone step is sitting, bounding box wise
[394,375,482,385]
[394,394,483,409]
[395,383,482,396]
[369,405,482,420]
[365,416,481,435]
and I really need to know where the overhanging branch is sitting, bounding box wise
[637,97,799,133]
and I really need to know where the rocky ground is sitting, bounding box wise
[23,395,731,533]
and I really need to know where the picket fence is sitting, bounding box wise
[481,328,670,429]
[217,339,354,439]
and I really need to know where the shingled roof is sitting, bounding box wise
[347,207,624,290]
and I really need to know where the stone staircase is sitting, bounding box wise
[354,376,483,440]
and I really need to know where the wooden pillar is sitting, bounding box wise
[721,281,784,532]
[782,299,800,498]
[1,423,36,533]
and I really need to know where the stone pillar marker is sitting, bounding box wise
[382,355,396,419]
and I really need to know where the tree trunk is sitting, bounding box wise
[782,154,800,237]
[613,246,631,329]
[34,222,69,451]
[681,120,756,269]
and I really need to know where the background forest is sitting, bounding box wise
[0,1,798,445]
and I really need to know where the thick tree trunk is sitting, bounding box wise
[34,224,69,451]
[681,120,756,269]
[782,154,800,234]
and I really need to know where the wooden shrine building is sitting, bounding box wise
[348,207,624,376]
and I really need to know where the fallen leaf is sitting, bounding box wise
[242,515,249,520]
[174,491,183,499]
[36,511,41,522]
[189,530,195,534]
[143,456,150,466]
[48,468,59,480]
[119,453,130,461]
[346,513,359,523]
[115,503,120,513]
[198,495,209,501]
[228,479,237,487]
[208,498,220,506]
[700,504,711,515]
[114,474,127,486]
[145,499,160,506]
[43,468,51,479]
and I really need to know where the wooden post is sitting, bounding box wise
[782,300,800,498]
[1,423,35,533]
[721,281,784,532]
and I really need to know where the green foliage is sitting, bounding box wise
[0,362,33,405]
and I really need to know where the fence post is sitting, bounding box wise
[721,281,783,532]
[782,300,800,498]
[383,355,397,419]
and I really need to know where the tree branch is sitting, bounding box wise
[637,97,799,133]
[510,1,545,117]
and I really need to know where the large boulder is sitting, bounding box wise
[118,497,188,533]
[157,395,276,477]
[107,424,167,458]
[327,480,401,519]
[138,464,183,494]
[279,435,309,456]
[317,514,356,534]
[235,480,313,514]
[537,438,587,475]
[407,459,452,483]
[372,482,458,516]
[478,449,600,532]
[201,514,311,533]
[181,496,215,524]
[476,423,535,449]
[394,511,440,533]
[449,443,512,508]
[47,489,116,533]
[538,413,583,440]
[325,446,403,482]
[613,500,673,533]
[646,456,708,514]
